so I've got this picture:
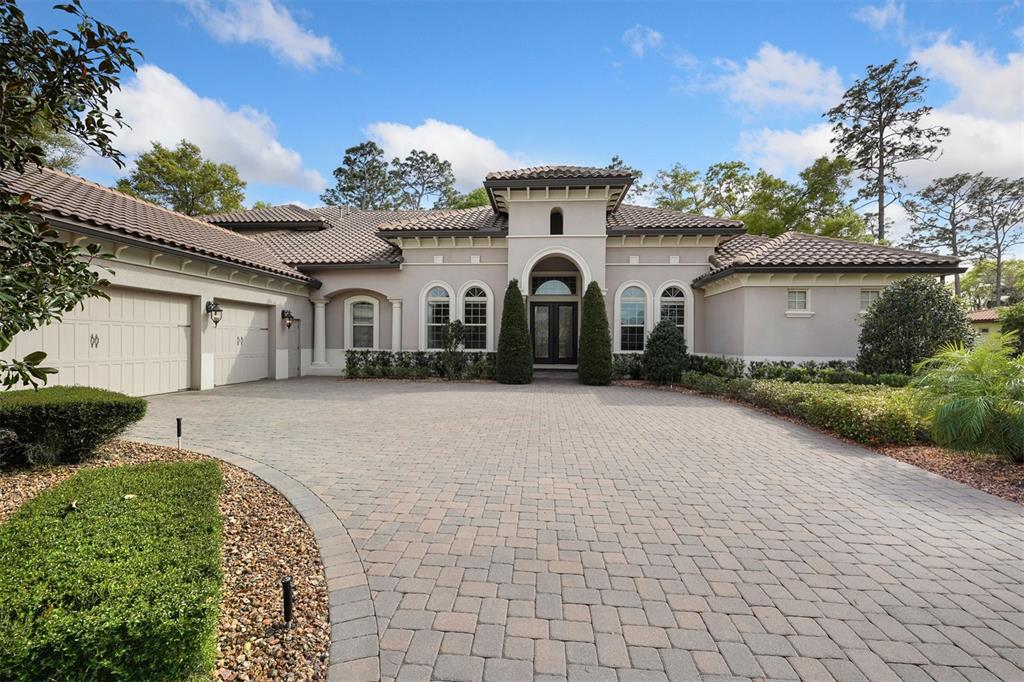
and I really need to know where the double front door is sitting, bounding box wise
[530,302,578,364]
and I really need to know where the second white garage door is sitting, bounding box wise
[214,302,269,386]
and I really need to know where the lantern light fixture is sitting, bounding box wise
[281,310,295,329]
[205,301,223,327]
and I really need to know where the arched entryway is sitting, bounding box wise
[525,254,584,366]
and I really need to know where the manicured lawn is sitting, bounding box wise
[0,460,222,681]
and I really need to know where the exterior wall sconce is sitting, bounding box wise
[205,301,224,327]
[281,310,295,329]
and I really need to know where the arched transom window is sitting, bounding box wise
[659,286,686,336]
[426,286,450,349]
[620,286,646,352]
[463,287,488,350]
[351,301,375,348]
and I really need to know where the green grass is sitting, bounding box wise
[0,460,223,681]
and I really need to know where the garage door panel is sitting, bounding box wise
[214,302,269,386]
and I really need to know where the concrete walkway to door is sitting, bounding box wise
[131,376,1024,682]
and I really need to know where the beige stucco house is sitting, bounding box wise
[968,308,1001,336]
[3,165,963,395]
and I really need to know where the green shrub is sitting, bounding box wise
[0,386,147,468]
[578,281,613,385]
[858,275,974,375]
[496,279,533,384]
[679,372,918,446]
[642,320,686,384]
[343,350,494,380]
[0,460,222,680]
[439,320,467,380]
[912,332,1024,463]
[683,354,746,379]
[612,353,643,380]
[997,302,1024,355]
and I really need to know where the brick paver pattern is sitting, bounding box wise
[134,377,1024,682]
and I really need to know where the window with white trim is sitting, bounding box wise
[350,301,375,348]
[859,289,881,311]
[463,287,487,350]
[787,289,808,311]
[426,286,450,349]
[659,286,686,336]
[620,286,646,351]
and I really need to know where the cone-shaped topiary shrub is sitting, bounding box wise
[642,319,686,384]
[496,279,533,384]
[577,281,613,385]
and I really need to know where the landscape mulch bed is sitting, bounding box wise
[0,440,330,681]
[615,379,1024,506]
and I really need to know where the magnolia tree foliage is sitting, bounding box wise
[495,280,532,384]
[857,275,973,375]
[577,281,612,385]
[0,0,138,388]
[997,303,1024,356]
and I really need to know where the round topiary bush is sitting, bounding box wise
[857,275,974,375]
[495,279,533,384]
[642,319,687,384]
[577,281,613,385]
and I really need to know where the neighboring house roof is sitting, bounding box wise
[376,206,509,236]
[1,166,309,281]
[484,166,634,182]
[245,206,426,267]
[694,230,962,286]
[204,204,327,230]
[968,308,1000,322]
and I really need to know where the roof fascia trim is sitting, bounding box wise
[693,263,966,288]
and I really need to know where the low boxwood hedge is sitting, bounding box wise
[0,460,223,681]
[679,371,919,446]
[0,386,147,468]
[344,349,496,380]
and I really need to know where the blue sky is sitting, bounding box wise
[25,0,1024,232]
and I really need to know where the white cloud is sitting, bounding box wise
[622,25,663,58]
[853,0,906,33]
[739,123,834,175]
[714,43,844,111]
[100,65,325,192]
[913,38,1024,121]
[184,0,338,70]
[366,119,524,190]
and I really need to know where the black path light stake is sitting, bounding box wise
[281,576,294,629]
[176,417,183,452]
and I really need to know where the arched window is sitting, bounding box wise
[426,286,450,349]
[463,287,488,350]
[659,286,686,337]
[345,296,379,349]
[550,208,564,235]
[620,286,646,351]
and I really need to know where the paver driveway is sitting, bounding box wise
[132,376,1024,682]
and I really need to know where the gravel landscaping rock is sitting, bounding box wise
[0,440,330,680]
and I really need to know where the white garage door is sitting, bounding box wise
[2,287,191,396]
[214,302,269,386]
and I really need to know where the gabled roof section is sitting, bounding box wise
[376,207,508,236]
[485,166,634,182]
[607,205,745,234]
[694,231,963,287]
[204,204,327,230]
[968,308,1000,322]
[483,165,634,214]
[0,166,309,281]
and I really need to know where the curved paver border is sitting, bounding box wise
[127,439,381,682]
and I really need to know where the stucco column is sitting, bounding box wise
[388,298,402,351]
[312,298,327,366]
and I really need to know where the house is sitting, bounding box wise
[968,308,1001,335]
[2,165,963,395]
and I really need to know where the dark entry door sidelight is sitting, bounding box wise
[530,302,578,364]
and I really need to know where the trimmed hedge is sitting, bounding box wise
[612,353,643,380]
[0,386,147,468]
[684,356,910,387]
[679,371,919,446]
[642,320,686,384]
[578,281,613,385]
[345,350,496,380]
[496,279,533,384]
[0,460,223,680]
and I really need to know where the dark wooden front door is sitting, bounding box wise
[530,302,578,364]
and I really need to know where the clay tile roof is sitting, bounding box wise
[204,204,327,229]
[246,206,428,266]
[968,308,1000,322]
[607,204,745,232]
[0,166,308,281]
[694,231,962,286]
[375,207,508,235]
[484,165,634,182]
